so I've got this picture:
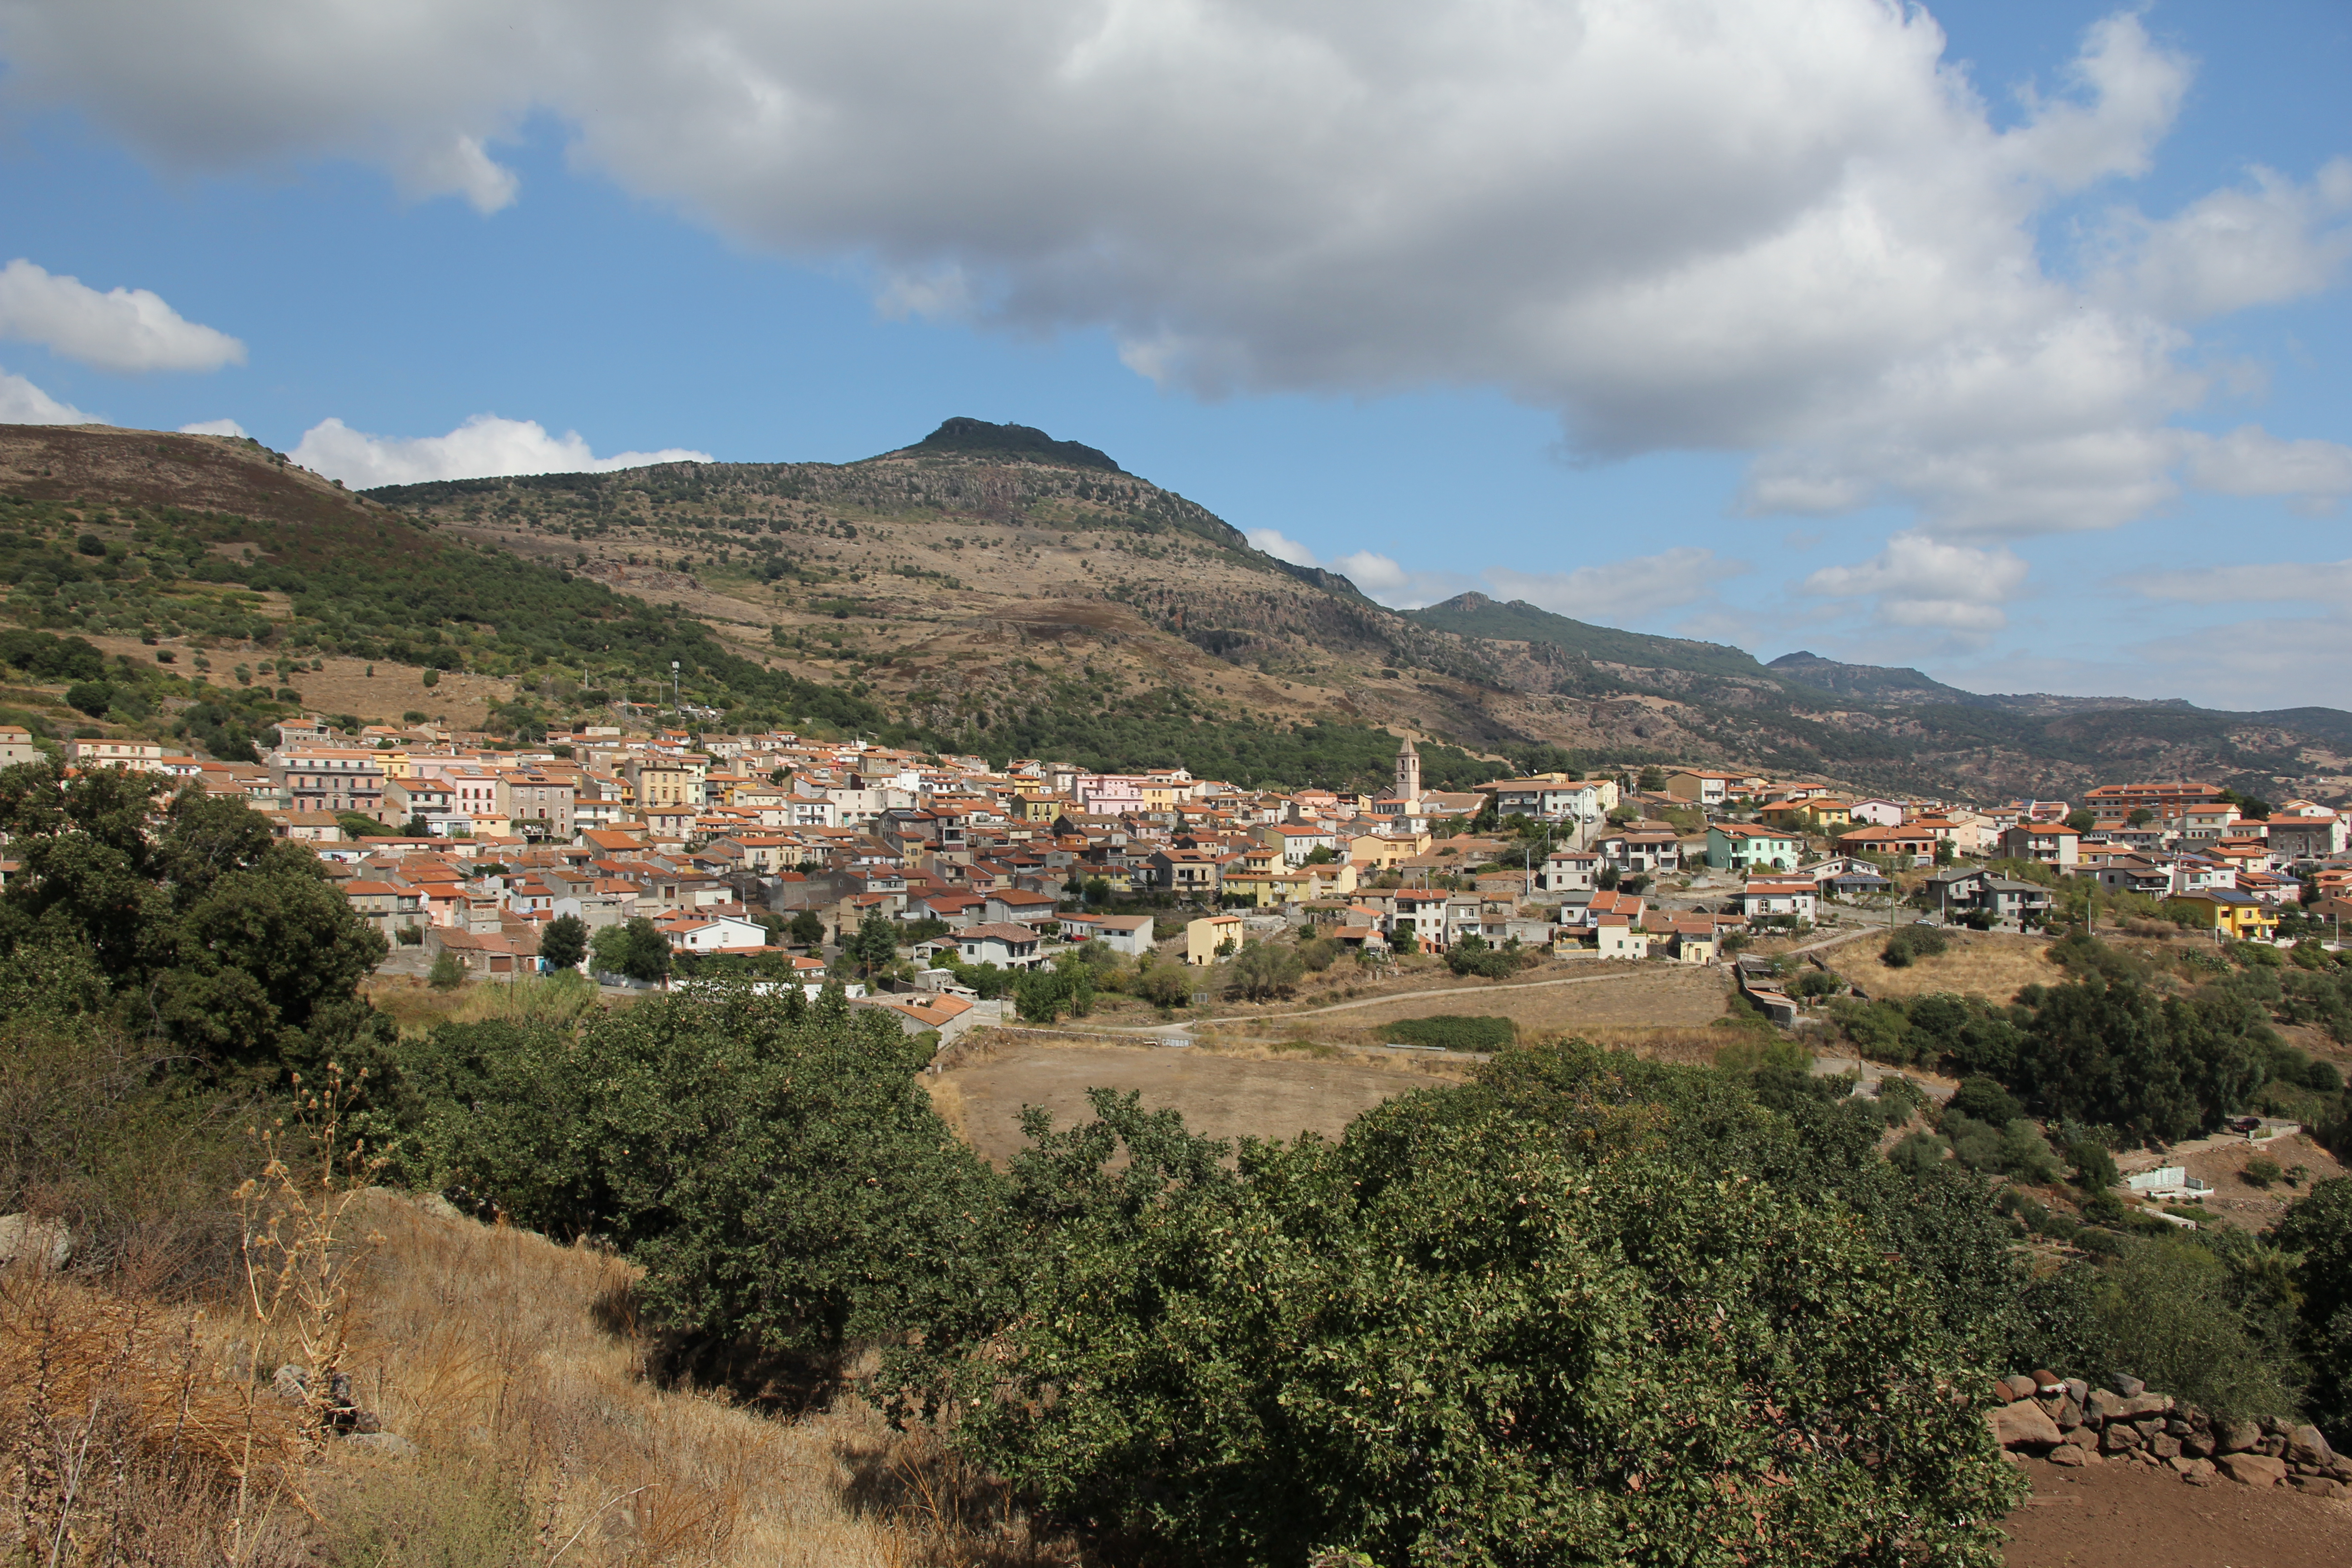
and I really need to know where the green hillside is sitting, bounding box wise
[1406,593,1780,683]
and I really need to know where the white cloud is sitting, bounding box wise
[1487,548,1740,622]
[1245,527,1317,567]
[401,133,519,214]
[2126,559,2352,607]
[1327,550,1478,610]
[0,259,245,372]
[2104,158,2352,320]
[178,417,249,437]
[2178,426,2352,509]
[290,414,711,488]
[0,4,2339,554]
[0,366,97,423]
[1801,531,2030,634]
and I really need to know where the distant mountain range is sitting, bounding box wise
[4,417,2346,804]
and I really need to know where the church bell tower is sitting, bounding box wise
[1395,736,1421,807]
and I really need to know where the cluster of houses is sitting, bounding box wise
[10,720,2346,991]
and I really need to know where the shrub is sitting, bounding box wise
[2092,1236,2303,1422]
[1383,1014,1517,1052]
[1945,1075,2025,1128]
[1226,941,1305,1000]
[427,951,466,991]
[1443,933,1520,979]
[1882,926,1949,968]
[1137,963,1194,1007]
[950,1094,2024,1565]
[2243,1156,2283,1189]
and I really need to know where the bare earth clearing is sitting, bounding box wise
[930,1039,1455,1167]
[2003,1454,2352,1568]
[1279,963,1732,1039]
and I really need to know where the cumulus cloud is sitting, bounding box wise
[0,366,97,423]
[1800,532,2030,634]
[178,417,249,437]
[2105,159,2352,320]
[290,414,711,488]
[1487,548,1741,621]
[1326,550,1479,610]
[1245,527,1317,567]
[2125,559,2352,607]
[2,3,2342,555]
[2178,426,2352,510]
[0,259,245,372]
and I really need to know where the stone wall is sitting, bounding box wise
[1986,1369,2346,1494]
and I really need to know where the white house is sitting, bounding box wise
[957,921,1046,969]
[1538,851,1598,894]
[661,913,770,952]
[1735,878,1818,923]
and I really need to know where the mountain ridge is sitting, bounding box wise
[3,418,2346,805]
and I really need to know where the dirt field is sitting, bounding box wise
[1200,964,1734,1047]
[929,1039,1455,1166]
[1836,931,2060,1004]
[2154,1131,2347,1230]
[2003,1452,2352,1568]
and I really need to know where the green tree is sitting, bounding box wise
[428,951,466,991]
[591,916,672,984]
[419,986,1006,1384]
[788,909,826,947]
[946,1082,2024,1566]
[2274,1178,2352,1440]
[538,913,589,971]
[0,761,387,1073]
[849,909,899,977]
[1225,940,1304,1000]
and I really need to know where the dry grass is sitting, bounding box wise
[1,1186,1069,1567]
[364,972,612,1036]
[936,1039,1446,1166]
[1837,931,2059,1004]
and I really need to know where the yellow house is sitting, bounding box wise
[2166,890,2277,942]
[1218,860,1284,908]
[1757,798,1853,830]
[1305,860,1359,900]
[1347,831,1427,871]
[1185,914,1244,966]
[1017,794,1060,822]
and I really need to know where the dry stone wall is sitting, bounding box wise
[1985,1368,2347,1495]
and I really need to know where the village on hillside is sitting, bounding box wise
[10,715,2345,1043]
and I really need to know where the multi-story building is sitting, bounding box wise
[271,749,388,818]
[499,769,576,840]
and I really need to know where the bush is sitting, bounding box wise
[1383,1014,1517,1051]
[427,951,466,991]
[1137,963,1194,1007]
[1945,1075,2024,1128]
[2068,1140,2120,1192]
[1443,933,1520,979]
[949,1089,2024,1565]
[2092,1236,2303,1422]
[1882,926,1949,968]
[2243,1156,2283,1189]
[1225,941,1305,1000]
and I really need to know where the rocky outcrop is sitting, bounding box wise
[1983,1370,2347,1496]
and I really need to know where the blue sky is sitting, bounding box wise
[1,1,2346,707]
